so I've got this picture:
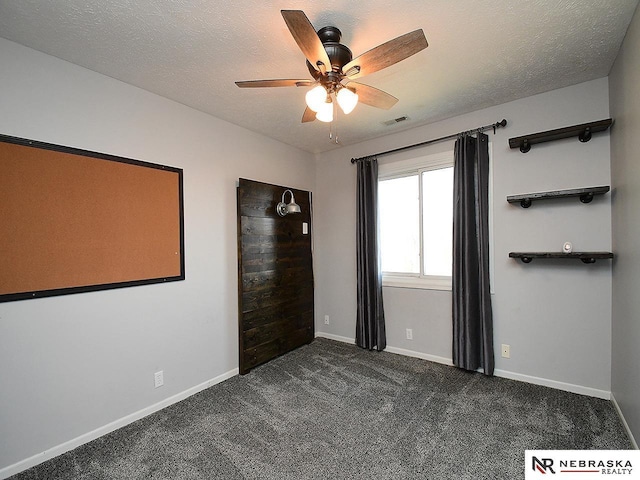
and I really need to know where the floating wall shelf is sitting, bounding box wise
[507,186,610,208]
[508,118,613,153]
[509,252,614,264]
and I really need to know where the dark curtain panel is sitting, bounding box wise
[452,133,494,375]
[355,157,386,351]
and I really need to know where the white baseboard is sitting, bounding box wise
[611,393,639,449]
[384,345,454,367]
[315,333,611,399]
[315,331,355,344]
[493,368,611,400]
[0,368,238,480]
[315,333,453,366]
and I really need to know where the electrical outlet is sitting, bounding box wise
[324,315,330,325]
[501,344,510,359]
[406,328,413,340]
[154,370,164,388]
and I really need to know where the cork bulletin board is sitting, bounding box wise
[0,134,184,302]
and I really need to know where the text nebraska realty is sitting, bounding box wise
[561,459,632,475]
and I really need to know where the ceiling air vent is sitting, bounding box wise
[382,115,409,126]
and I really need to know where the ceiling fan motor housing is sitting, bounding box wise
[316,26,353,72]
[317,26,341,43]
[305,26,353,89]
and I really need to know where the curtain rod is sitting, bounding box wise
[350,119,507,163]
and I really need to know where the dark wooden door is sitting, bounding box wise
[237,178,314,374]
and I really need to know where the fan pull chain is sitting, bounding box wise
[328,102,339,144]
[329,122,339,144]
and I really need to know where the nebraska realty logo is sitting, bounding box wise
[525,451,640,478]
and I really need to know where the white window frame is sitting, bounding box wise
[379,151,454,291]
[378,145,495,292]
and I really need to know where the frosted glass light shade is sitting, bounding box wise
[315,101,334,122]
[305,85,328,112]
[337,88,359,114]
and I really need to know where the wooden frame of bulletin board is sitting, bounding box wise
[0,134,185,303]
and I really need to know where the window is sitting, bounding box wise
[378,151,454,290]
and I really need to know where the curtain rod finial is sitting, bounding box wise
[493,119,507,134]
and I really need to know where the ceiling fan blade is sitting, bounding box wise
[281,10,331,73]
[342,29,428,79]
[235,79,313,88]
[347,82,398,110]
[302,106,316,123]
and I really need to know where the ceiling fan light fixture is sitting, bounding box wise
[337,87,358,114]
[305,85,328,112]
[315,100,334,123]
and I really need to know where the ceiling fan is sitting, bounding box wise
[235,10,428,124]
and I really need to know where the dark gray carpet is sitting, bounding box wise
[11,338,632,479]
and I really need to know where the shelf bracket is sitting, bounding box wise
[580,257,597,264]
[579,192,594,204]
[520,139,531,154]
[519,198,532,208]
[578,127,592,143]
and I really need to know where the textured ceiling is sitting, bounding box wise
[0,1,638,154]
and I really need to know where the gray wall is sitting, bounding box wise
[609,3,640,447]
[315,78,613,397]
[0,38,315,473]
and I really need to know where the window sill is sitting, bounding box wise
[382,275,451,291]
